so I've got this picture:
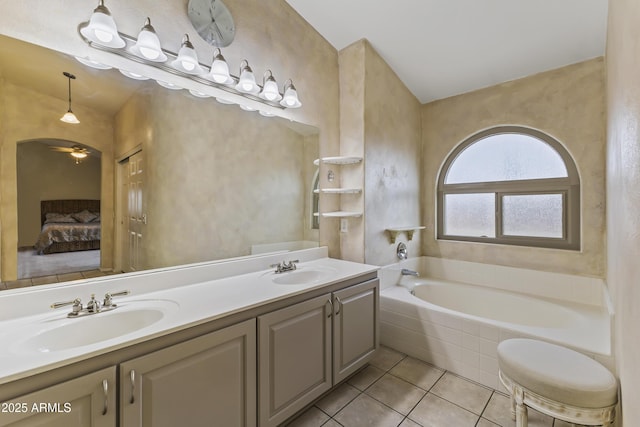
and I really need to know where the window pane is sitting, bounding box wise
[502,194,563,238]
[445,133,568,184]
[444,194,495,237]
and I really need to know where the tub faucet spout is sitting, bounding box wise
[401,268,419,277]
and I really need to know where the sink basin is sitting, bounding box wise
[15,300,178,353]
[271,268,335,285]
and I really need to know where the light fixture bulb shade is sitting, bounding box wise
[75,56,112,70]
[80,1,125,48]
[208,50,233,84]
[280,80,302,108]
[189,89,211,98]
[129,18,167,62]
[171,34,204,75]
[60,110,80,124]
[156,80,183,90]
[236,61,258,94]
[119,69,150,80]
[70,151,88,159]
[259,71,282,101]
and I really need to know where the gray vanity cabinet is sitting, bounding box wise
[258,279,379,427]
[119,319,256,427]
[0,366,116,427]
[332,279,379,383]
[258,293,333,427]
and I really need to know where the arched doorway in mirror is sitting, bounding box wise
[16,139,103,280]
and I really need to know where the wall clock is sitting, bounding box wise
[187,0,236,47]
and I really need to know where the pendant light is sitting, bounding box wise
[171,34,204,75]
[60,72,80,124]
[79,0,125,48]
[129,18,167,62]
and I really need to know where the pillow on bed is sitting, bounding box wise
[44,213,77,224]
[91,213,101,223]
[71,209,98,223]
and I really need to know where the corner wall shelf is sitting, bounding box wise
[313,156,363,166]
[322,211,363,218]
[385,226,426,244]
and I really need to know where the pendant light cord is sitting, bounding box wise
[63,71,76,112]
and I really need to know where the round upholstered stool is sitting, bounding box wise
[497,338,617,427]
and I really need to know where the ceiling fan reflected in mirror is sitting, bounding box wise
[49,145,91,164]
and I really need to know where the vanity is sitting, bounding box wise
[0,248,379,427]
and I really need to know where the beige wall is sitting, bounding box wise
[606,0,640,425]
[422,58,606,277]
[17,142,101,246]
[0,81,114,280]
[115,86,318,269]
[338,42,366,263]
[363,42,422,266]
[338,40,422,266]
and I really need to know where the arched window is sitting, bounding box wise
[437,126,580,250]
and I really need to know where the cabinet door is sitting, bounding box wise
[258,293,332,427]
[333,279,379,383]
[120,319,256,427]
[0,366,116,427]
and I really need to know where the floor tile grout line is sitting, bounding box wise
[427,371,494,418]
[475,390,497,426]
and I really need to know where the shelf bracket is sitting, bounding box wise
[385,226,426,244]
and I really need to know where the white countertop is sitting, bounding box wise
[0,248,378,385]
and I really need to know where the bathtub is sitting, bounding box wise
[379,257,614,390]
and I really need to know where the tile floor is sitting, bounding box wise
[287,346,584,427]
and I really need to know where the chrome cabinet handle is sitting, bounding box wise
[326,299,333,318]
[334,296,342,316]
[102,379,108,415]
[129,370,136,404]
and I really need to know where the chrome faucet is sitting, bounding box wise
[401,268,419,277]
[51,290,130,318]
[270,259,299,273]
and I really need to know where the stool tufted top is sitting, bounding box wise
[497,338,617,409]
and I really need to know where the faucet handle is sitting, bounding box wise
[51,298,82,315]
[51,298,80,309]
[286,259,299,270]
[103,290,130,308]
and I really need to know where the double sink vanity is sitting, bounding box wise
[0,247,379,427]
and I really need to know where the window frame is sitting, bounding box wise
[437,126,580,250]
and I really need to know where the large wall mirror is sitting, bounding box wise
[0,34,320,283]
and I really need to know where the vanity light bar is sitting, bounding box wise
[77,2,302,111]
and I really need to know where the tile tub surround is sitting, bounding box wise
[378,257,614,391]
[288,346,581,427]
[0,247,379,384]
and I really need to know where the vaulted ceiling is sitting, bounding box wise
[285,0,609,103]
